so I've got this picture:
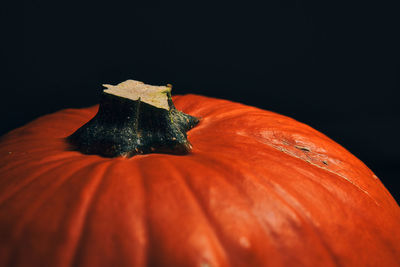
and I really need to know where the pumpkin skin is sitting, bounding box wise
[0,94,399,267]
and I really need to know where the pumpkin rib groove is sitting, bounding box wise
[67,161,117,267]
[204,110,289,129]
[262,161,399,266]
[177,159,259,266]
[256,180,340,267]
[251,154,347,262]
[0,145,81,175]
[26,160,112,267]
[0,156,86,207]
[141,157,230,267]
[136,157,158,267]
[193,153,341,266]
[189,154,253,203]
[7,143,71,156]
[189,145,388,266]
[3,159,105,267]
[170,159,232,267]
[180,156,290,267]
[10,159,103,238]
[177,98,240,118]
[196,108,258,127]
[131,159,150,267]
[184,157,294,266]
[138,159,159,267]
[265,179,341,266]
[72,159,149,267]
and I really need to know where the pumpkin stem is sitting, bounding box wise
[67,80,199,158]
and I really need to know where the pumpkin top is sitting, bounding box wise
[67,80,199,157]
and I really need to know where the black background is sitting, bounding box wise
[2,1,399,202]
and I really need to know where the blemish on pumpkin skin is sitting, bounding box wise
[294,145,311,152]
[269,143,380,206]
[282,140,291,146]
[237,130,380,206]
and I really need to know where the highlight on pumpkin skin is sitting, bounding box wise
[67,80,199,158]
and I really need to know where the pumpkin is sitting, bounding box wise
[0,80,399,267]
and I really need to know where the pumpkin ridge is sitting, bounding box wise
[189,147,392,266]
[256,153,358,264]
[0,143,80,175]
[69,159,149,267]
[10,159,103,239]
[2,159,104,267]
[244,147,399,265]
[194,152,341,266]
[140,157,230,266]
[166,159,231,267]
[266,180,341,266]
[67,161,114,267]
[120,158,150,267]
[180,156,290,266]
[135,160,150,267]
[271,186,339,266]
[0,156,84,207]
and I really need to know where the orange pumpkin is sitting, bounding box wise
[0,81,399,267]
